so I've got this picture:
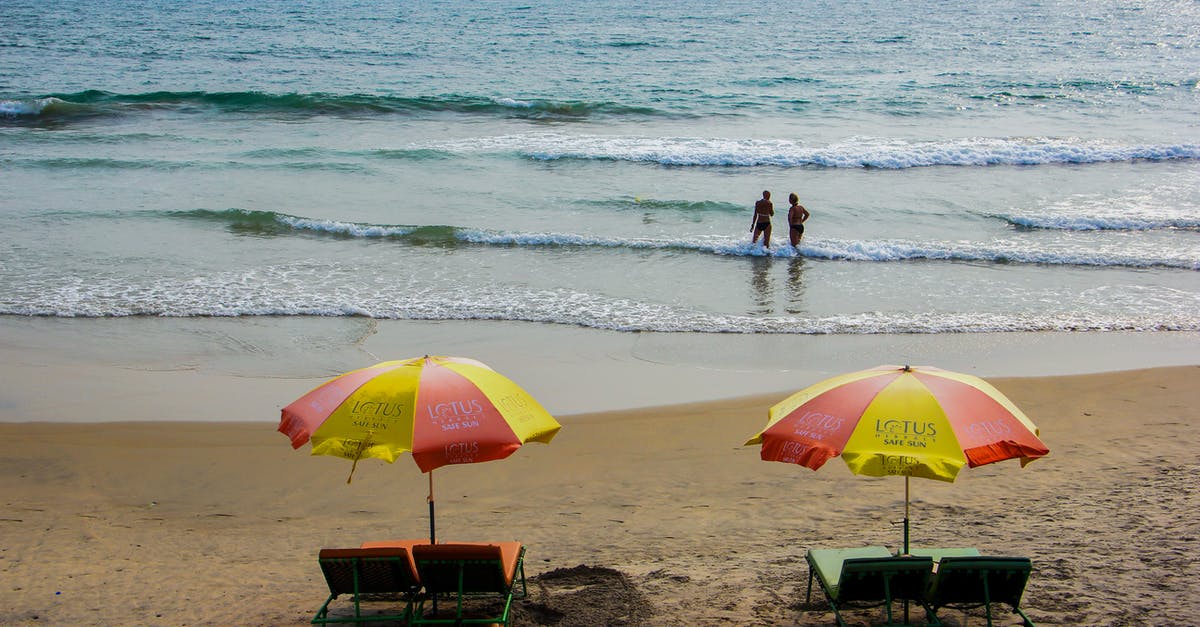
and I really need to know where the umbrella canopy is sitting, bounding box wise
[745,364,1048,552]
[278,355,561,541]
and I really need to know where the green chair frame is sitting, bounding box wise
[411,543,528,626]
[927,556,1035,627]
[313,547,422,625]
[807,548,937,627]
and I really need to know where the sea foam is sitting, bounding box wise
[184,209,1198,270]
[430,133,1200,169]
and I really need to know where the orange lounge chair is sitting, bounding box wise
[410,542,527,626]
[359,539,424,551]
[313,546,422,624]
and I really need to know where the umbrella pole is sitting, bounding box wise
[428,471,437,544]
[427,471,439,618]
[903,475,910,555]
[903,476,911,625]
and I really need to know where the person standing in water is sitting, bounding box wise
[787,192,810,248]
[750,190,774,248]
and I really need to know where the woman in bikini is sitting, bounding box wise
[750,190,774,248]
[787,192,810,248]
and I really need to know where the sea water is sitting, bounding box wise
[3,0,1199,336]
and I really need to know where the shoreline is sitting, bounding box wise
[1,315,1198,422]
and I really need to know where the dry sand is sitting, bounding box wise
[1,366,1198,626]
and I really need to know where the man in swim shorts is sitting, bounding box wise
[751,190,774,248]
[787,192,810,248]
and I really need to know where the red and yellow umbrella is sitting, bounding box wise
[745,364,1048,552]
[279,355,561,542]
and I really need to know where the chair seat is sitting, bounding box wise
[314,546,422,624]
[806,546,892,598]
[411,542,527,626]
[806,547,935,627]
[361,539,523,585]
[359,539,423,551]
[927,556,1035,627]
[906,546,982,566]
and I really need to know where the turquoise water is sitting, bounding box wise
[3,0,1199,333]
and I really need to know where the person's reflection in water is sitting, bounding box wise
[750,255,774,315]
[786,256,808,314]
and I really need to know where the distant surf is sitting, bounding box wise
[437,133,1200,169]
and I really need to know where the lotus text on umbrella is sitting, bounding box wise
[350,400,407,431]
[428,399,484,431]
[874,418,938,448]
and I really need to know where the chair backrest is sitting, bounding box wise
[836,556,933,603]
[317,547,420,596]
[930,556,1032,607]
[411,543,516,594]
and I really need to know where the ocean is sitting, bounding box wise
[3,0,1199,337]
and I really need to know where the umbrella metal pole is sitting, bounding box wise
[903,476,911,625]
[903,476,910,555]
[428,471,438,618]
[428,472,436,544]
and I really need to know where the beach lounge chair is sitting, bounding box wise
[411,542,527,626]
[359,539,423,551]
[313,546,422,625]
[806,547,937,626]
[926,556,1035,627]
[906,547,981,562]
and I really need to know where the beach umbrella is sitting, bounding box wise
[744,364,1048,553]
[278,355,561,543]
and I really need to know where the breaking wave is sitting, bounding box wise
[3,272,1197,333]
[429,133,1200,169]
[173,208,1200,270]
[0,90,666,123]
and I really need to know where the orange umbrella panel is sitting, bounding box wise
[410,359,559,472]
[751,370,903,471]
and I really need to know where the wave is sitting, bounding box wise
[998,180,1200,231]
[464,230,1199,270]
[176,209,1200,270]
[6,156,371,173]
[801,237,1198,270]
[0,90,666,123]
[175,208,419,238]
[4,277,1196,333]
[429,133,1200,169]
[965,77,1194,102]
[1002,213,1200,231]
[582,197,745,213]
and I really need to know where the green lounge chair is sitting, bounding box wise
[906,547,981,562]
[807,547,937,626]
[411,542,527,626]
[926,556,1035,627]
[313,546,422,624]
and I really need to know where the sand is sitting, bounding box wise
[2,354,1198,625]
